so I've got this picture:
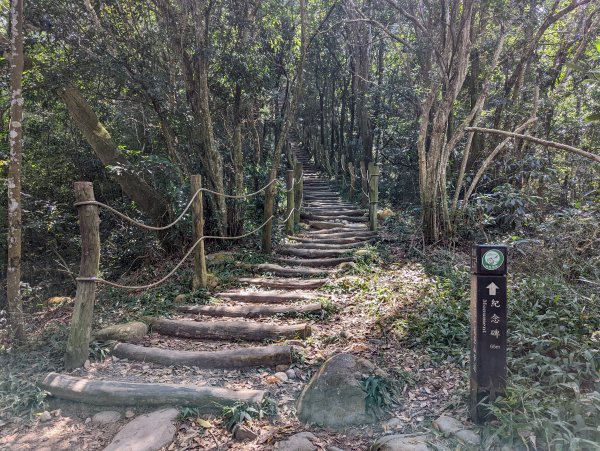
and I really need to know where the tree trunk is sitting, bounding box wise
[230,85,245,236]
[58,86,172,227]
[6,0,25,342]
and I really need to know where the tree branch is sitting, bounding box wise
[465,127,600,163]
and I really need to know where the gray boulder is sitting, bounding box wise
[274,432,318,451]
[432,415,480,446]
[92,411,122,425]
[103,408,178,451]
[94,321,148,343]
[371,434,431,451]
[297,353,383,428]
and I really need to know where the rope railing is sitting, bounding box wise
[76,203,301,290]
[72,176,300,232]
[65,161,307,368]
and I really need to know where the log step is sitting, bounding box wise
[176,303,322,318]
[279,247,349,258]
[290,236,374,245]
[238,277,328,289]
[300,213,367,223]
[308,230,377,239]
[113,343,292,368]
[216,290,322,303]
[285,242,366,250]
[40,373,264,412]
[305,209,366,217]
[256,263,333,277]
[149,318,311,341]
[274,256,355,268]
[309,221,367,230]
[306,226,368,235]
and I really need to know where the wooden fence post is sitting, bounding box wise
[286,170,295,235]
[262,168,277,254]
[360,160,369,208]
[368,162,380,231]
[294,162,303,226]
[348,162,356,201]
[191,175,207,289]
[65,182,100,370]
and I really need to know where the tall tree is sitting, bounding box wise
[7,0,25,341]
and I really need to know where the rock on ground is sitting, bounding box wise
[92,411,121,425]
[297,353,383,428]
[103,408,178,451]
[94,321,148,342]
[432,415,480,446]
[274,432,318,451]
[370,434,431,451]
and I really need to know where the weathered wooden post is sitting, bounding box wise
[261,168,277,254]
[368,162,380,231]
[294,162,303,226]
[286,170,295,235]
[65,182,100,370]
[348,162,356,201]
[360,160,369,208]
[470,244,508,423]
[191,175,207,289]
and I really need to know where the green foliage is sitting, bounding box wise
[361,374,399,418]
[405,252,599,447]
[88,340,113,362]
[220,398,277,431]
[0,323,67,420]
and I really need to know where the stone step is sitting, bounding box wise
[112,343,293,368]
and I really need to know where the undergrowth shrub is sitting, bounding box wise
[405,256,600,448]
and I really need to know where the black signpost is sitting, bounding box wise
[470,244,508,423]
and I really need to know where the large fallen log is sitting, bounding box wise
[216,290,321,303]
[238,277,328,289]
[113,343,292,368]
[176,303,322,318]
[40,373,265,412]
[274,256,355,268]
[149,318,311,341]
[256,263,332,277]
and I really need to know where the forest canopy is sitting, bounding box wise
[1,0,599,334]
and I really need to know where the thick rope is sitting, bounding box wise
[76,213,277,290]
[73,178,281,231]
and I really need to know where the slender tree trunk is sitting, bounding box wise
[231,85,244,236]
[7,0,25,342]
[262,0,307,253]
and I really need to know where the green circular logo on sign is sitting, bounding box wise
[482,249,504,270]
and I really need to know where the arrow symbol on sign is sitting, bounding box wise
[486,282,499,296]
